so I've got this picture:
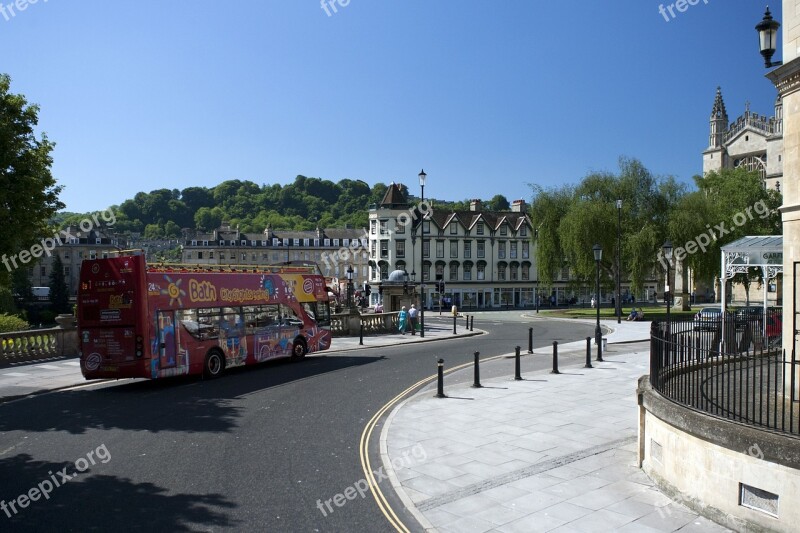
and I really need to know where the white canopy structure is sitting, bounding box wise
[720,236,782,335]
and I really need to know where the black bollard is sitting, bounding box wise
[585,337,593,368]
[465,315,469,329]
[436,359,446,398]
[551,341,560,374]
[472,351,482,388]
[469,316,474,331]
[359,323,364,346]
[453,315,457,334]
[514,346,522,380]
[528,327,533,354]
[596,335,604,362]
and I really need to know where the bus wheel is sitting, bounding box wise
[204,349,225,378]
[291,338,307,359]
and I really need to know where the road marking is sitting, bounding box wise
[62,362,81,367]
[359,354,504,532]
[0,372,30,377]
[36,365,62,370]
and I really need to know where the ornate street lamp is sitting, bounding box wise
[419,169,426,203]
[593,244,603,360]
[418,169,427,338]
[346,264,355,310]
[756,7,782,68]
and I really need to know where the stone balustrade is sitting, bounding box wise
[330,311,400,337]
[0,315,79,365]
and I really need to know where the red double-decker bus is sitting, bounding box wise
[77,253,332,380]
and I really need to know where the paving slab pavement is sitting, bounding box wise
[378,323,732,533]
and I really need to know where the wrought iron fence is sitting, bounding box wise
[649,309,800,436]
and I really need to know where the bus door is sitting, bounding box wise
[157,310,178,370]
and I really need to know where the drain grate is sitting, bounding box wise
[740,483,779,517]
[651,438,662,464]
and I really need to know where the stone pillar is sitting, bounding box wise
[768,0,800,399]
[55,314,79,357]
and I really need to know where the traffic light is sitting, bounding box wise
[364,283,371,297]
[378,284,383,296]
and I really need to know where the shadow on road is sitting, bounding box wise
[0,453,238,532]
[0,355,386,436]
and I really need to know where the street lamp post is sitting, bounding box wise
[535,228,539,314]
[593,244,603,357]
[662,241,673,324]
[662,240,673,361]
[418,169,427,338]
[616,199,622,324]
[346,264,354,310]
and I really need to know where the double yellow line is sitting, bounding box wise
[358,354,504,532]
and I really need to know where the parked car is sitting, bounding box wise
[733,306,766,330]
[766,312,782,349]
[693,307,723,331]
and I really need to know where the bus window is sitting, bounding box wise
[180,308,217,340]
[197,308,221,339]
[307,302,331,327]
[278,305,302,327]
[243,304,279,334]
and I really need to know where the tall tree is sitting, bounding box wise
[487,194,510,211]
[669,168,781,306]
[0,74,64,284]
[48,255,71,314]
[531,157,685,296]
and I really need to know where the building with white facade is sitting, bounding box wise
[27,227,124,297]
[368,184,537,310]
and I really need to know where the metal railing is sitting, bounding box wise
[650,311,799,436]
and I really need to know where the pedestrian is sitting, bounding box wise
[398,306,408,335]
[408,304,418,335]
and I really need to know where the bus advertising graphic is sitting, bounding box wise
[77,253,332,380]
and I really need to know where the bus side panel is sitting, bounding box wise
[306,327,332,354]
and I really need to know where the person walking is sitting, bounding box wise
[398,306,408,335]
[408,304,418,335]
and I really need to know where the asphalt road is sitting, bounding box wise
[0,312,596,532]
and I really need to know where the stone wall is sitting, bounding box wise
[638,376,800,531]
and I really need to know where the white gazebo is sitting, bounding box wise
[720,235,782,332]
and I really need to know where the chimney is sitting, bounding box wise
[469,199,482,211]
[511,199,527,213]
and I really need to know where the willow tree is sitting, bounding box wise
[531,157,685,299]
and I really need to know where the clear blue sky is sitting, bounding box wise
[1,0,780,213]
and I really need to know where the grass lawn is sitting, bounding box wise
[545,306,697,321]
